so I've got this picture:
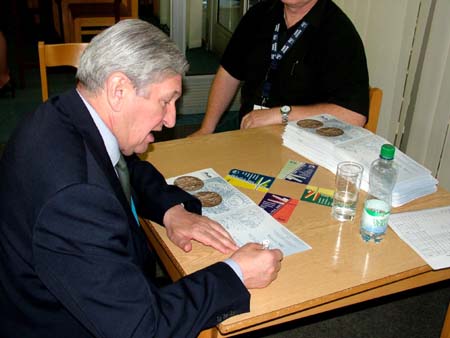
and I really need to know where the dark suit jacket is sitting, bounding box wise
[0,89,250,338]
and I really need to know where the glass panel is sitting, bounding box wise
[217,0,241,33]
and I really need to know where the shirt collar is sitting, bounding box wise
[76,90,121,167]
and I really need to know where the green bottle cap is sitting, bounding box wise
[380,144,395,160]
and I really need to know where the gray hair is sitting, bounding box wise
[76,19,188,94]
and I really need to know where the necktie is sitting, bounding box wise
[115,155,139,225]
[115,155,131,203]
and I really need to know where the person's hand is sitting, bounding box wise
[240,108,280,129]
[231,243,283,289]
[163,204,238,254]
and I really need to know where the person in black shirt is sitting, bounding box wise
[191,0,369,135]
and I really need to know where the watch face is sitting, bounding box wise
[281,105,291,114]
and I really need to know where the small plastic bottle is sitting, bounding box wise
[360,144,398,243]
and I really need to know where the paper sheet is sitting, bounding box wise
[389,206,450,270]
[167,168,311,256]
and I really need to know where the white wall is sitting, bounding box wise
[159,0,171,26]
[405,0,450,190]
[187,0,203,49]
[334,0,427,142]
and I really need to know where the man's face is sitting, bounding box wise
[116,74,182,155]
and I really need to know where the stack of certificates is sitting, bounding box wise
[282,114,438,207]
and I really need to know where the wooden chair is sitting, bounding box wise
[38,41,89,101]
[365,87,383,133]
[71,0,138,42]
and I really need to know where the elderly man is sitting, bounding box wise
[0,19,282,338]
[191,0,369,135]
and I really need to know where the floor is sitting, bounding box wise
[1,7,450,338]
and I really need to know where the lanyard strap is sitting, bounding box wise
[261,21,309,105]
[271,21,309,69]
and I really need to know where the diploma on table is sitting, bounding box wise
[167,168,311,256]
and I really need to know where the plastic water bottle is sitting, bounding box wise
[360,144,398,243]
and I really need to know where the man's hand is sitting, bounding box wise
[163,204,238,254]
[240,108,280,129]
[231,243,283,289]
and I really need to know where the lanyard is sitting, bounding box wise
[261,21,309,105]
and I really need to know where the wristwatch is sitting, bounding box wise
[280,105,291,124]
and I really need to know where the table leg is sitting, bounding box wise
[441,303,450,338]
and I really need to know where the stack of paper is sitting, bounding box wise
[282,114,438,207]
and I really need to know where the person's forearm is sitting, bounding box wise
[199,66,240,134]
[241,102,367,130]
[288,103,366,126]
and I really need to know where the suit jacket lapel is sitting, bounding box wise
[57,89,136,224]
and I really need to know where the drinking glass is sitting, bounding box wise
[331,161,363,221]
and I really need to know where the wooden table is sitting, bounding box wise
[139,125,450,338]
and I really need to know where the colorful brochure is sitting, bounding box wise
[278,160,318,184]
[259,193,298,223]
[225,168,275,192]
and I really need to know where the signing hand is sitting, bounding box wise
[240,108,280,129]
[231,243,283,289]
[163,204,238,254]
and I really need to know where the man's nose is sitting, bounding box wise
[163,102,177,128]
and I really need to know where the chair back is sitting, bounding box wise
[38,41,89,102]
[365,87,383,133]
[72,0,138,42]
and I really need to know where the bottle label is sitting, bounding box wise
[361,199,390,234]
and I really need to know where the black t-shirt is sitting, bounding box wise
[221,0,369,119]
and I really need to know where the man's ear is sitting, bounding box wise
[105,72,131,111]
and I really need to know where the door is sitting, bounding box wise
[209,0,244,56]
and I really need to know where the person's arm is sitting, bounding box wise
[240,102,366,129]
[163,204,238,254]
[127,156,237,253]
[33,184,253,338]
[190,66,241,136]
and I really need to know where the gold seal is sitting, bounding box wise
[296,119,324,129]
[174,176,204,191]
[194,191,223,207]
[316,127,344,137]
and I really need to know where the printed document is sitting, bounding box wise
[389,206,450,270]
[167,168,311,256]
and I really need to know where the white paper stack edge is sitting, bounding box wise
[282,115,438,207]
